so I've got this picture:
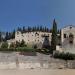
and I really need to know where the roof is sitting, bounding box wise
[62,25,75,30]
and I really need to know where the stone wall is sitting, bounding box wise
[0,52,74,69]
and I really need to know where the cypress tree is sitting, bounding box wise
[51,19,57,53]
[23,26,26,33]
[12,30,15,39]
[40,26,43,31]
[5,32,9,40]
[45,26,47,32]
[0,32,2,42]
[32,27,35,31]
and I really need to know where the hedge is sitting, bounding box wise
[53,51,75,60]
[0,47,35,52]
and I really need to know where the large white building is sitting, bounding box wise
[15,31,51,44]
[7,31,52,48]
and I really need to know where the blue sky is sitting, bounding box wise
[0,0,75,32]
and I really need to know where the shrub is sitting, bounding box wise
[20,40,27,47]
[15,41,20,48]
[53,51,75,60]
[1,42,8,48]
[10,43,15,48]
[16,47,35,52]
[15,40,27,48]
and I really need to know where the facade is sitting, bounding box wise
[8,31,52,48]
[61,25,75,44]
[61,25,75,53]
[15,31,52,44]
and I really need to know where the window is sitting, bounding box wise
[64,34,66,38]
[70,26,72,29]
[17,32,19,35]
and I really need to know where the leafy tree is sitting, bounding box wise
[1,42,8,48]
[51,19,58,53]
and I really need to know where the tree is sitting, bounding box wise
[0,32,2,42]
[20,40,27,47]
[46,28,49,32]
[50,29,52,33]
[10,43,15,48]
[40,26,43,31]
[45,26,47,32]
[8,32,11,39]
[11,30,15,39]
[42,26,45,32]
[34,26,37,31]
[57,29,60,34]
[32,27,35,31]
[15,41,20,48]
[17,27,22,32]
[5,32,9,40]
[22,26,26,33]
[51,19,58,53]
[37,26,40,31]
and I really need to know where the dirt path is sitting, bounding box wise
[0,69,75,75]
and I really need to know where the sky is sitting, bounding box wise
[0,0,75,32]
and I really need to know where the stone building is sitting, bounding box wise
[7,31,52,49]
[61,25,75,53]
